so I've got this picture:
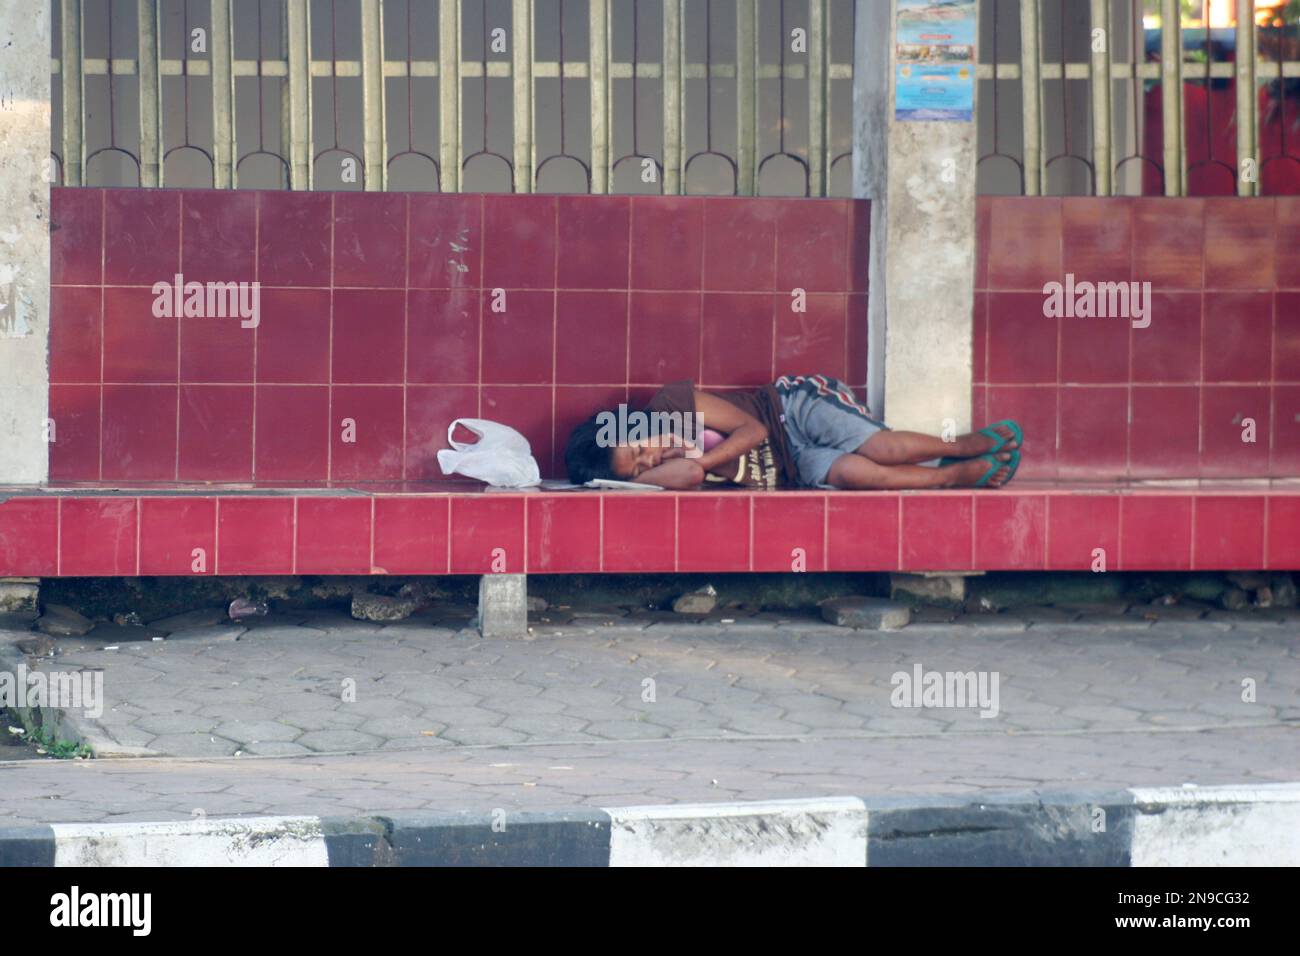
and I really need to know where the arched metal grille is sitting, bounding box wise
[51,0,858,195]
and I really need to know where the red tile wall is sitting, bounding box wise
[975,196,1300,480]
[49,188,870,484]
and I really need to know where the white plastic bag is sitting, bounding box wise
[436,418,541,488]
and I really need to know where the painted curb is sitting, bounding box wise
[1,784,1298,866]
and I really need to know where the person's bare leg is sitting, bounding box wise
[826,453,1012,490]
[858,423,1019,466]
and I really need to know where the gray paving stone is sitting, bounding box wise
[582,719,672,740]
[167,625,247,642]
[358,716,448,739]
[500,714,590,736]
[133,714,216,735]
[378,735,455,751]
[147,734,241,757]
[239,740,315,757]
[212,720,302,744]
[295,730,384,752]
[439,726,529,746]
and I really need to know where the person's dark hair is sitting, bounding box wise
[565,414,617,484]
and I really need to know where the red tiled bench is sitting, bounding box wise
[2,482,1298,576]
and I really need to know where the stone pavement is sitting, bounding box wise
[1,603,1297,826]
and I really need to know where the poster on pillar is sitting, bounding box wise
[894,0,977,122]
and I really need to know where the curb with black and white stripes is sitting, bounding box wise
[2,784,1298,866]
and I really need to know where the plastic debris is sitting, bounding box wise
[228,598,269,620]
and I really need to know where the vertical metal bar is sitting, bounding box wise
[661,0,682,194]
[439,0,461,191]
[1160,0,1184,196]
[1089,0,1112,195]
[512,0,534,192]
[808,0,828,196]
[736,0,757,194]
[61,0,83,186]
[281,2,292,179]
[1235,0,1257,196]
[287,0,312,189]
[1019,0,1042,196]
[361,0,387,190]
[590,0,610,193]
[137,0,161,186]
[211,0,235,187]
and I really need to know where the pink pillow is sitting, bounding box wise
[700,428,726,451]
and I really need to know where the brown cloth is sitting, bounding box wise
[642,381,796,489]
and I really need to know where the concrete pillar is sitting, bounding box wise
[478,574,528,638]
[0,0,52,484]
[852,0,976,434]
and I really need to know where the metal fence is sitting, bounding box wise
[978,0,1300,197]
[51,1,1300,196]
[50,0,858,195]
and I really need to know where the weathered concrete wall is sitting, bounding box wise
[853,0,976,434]
[882,120,977,434]
[0,1,52,484]
[852,0,890,418]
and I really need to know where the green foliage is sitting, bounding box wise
[27,725,91,760]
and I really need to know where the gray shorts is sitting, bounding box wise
[780,383,888,487]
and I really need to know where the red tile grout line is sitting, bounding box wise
[1113,494,1124,570]
[1264,494,1273,570]
[1043,494,1052,570]
[968,492,976,571]
[821,493,828,571]
[61,280,899,295]
[624,203,634,400]
[55,497,62,577]
[771,206,781,382]
[896,494,904,571]
[213,497,221,575]
[97,190,106,482]
[291,496,299,574]
[445,496,453,575]
[550,197,561,479]
[747,495,754,572]
[402,193,411,481]
[476,198,485,420]
[1188,493,1198,571]
[134,496,142,575]
[175,192,184,483]
[598,494,605,573]
[369,496,376,573]
[327,194,336,482]
[697,205,707,386]
[673,494,680,573]
[522,493,529,574]
[1269,289,1278,479]
[251,194,261,481]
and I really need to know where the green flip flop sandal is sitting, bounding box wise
[971,450,1020,488]
[939,420,1023,467]
[978,419,1022,455]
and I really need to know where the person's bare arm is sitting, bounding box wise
[635,458,705,489]
[692,390,768,472]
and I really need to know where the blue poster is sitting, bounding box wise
[895,0,977,122]
[895,63,974,122]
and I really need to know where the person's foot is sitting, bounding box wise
[948,456,1013,488]
[952,424,1020,460]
